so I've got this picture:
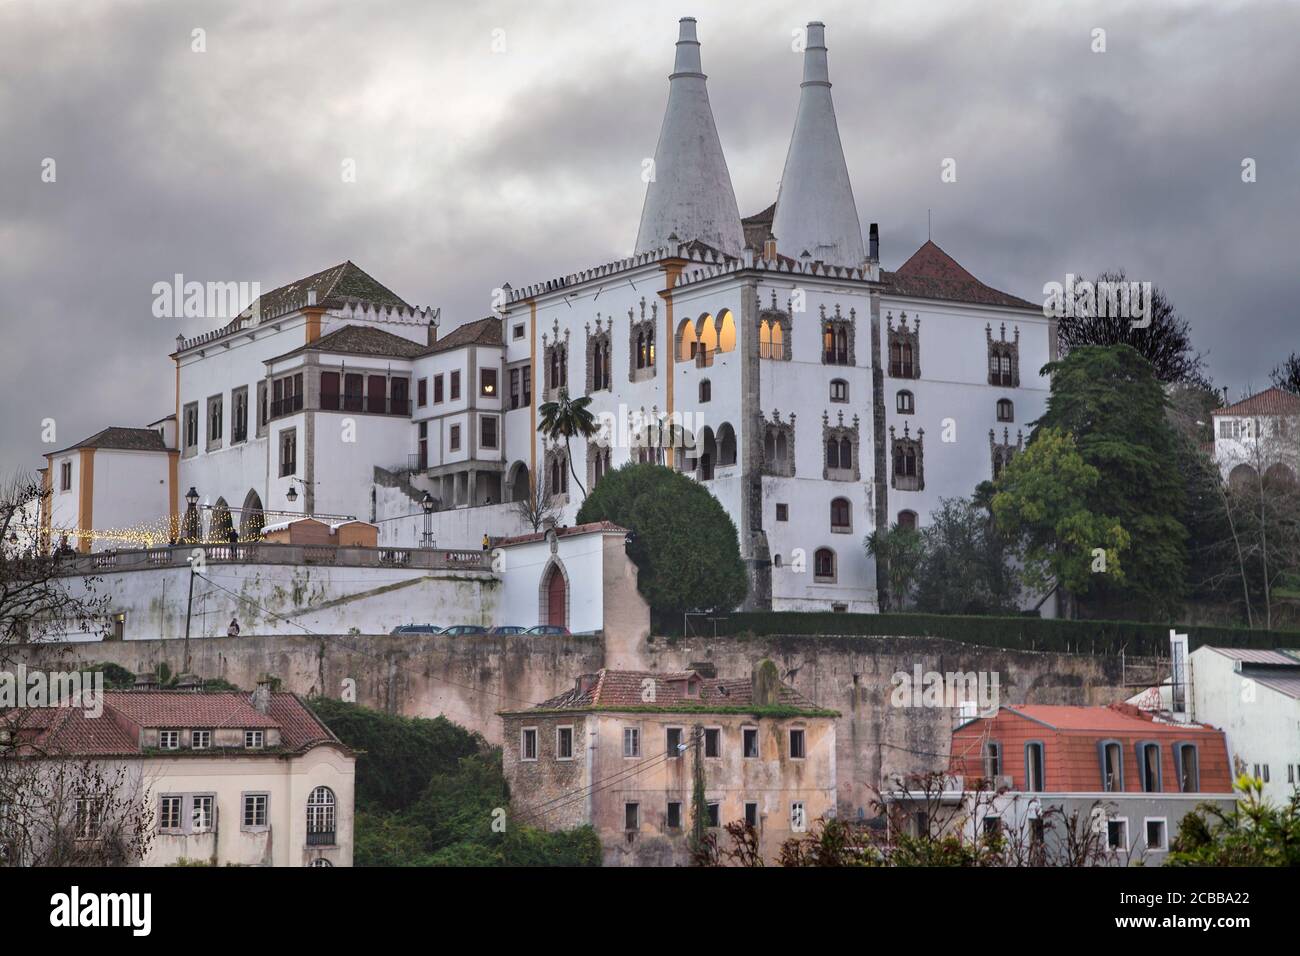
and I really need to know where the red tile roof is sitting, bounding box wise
[882,240,1037,310]
[1211,386,1300,417]
[513,668,827,714]
[2,691,344,757]
[1005,704,1222,735]
[421,316,503,355]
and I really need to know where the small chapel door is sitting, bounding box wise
[546,566,567,628]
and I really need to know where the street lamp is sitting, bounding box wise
[181,487,201,544]
[421,492,435,549]
[286,485,298,504]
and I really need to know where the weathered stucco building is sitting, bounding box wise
[500,661,838,866]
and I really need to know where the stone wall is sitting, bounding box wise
[13,628,1156,821]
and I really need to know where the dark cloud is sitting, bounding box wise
[2,0,1297,471]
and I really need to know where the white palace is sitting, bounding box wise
[35,19,1056,623]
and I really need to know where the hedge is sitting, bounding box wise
[658,611,1300,657]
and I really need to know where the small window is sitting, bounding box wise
[666,727,683,758]
[624,802,639,831]
[706,802,720,828]
[775,503,788,522]
[245,730,264,749]
[896,390,914,414]
[983,741,1001,779]
[983,815,1002,839]
[513,323,525,340]
[434,374,444,403]
[556,725,574,760]
[1138,742,1162,792]
[790,802,806,832]
[666,801,682,830]
[1106,817,1128,851]
[449,424,461,452]
[814,548,835,583]
[623,726,640,758]
[417,378,428,407]
[743,727,758,758]
[191,730,211,750]
[278,429,296,477]
[159,730,179,750]
[1100,740,1123,791]
[830,497,851,532]
[1144,818,1168,851]
[307,786,336,843]
[745,801,759,829]
[699,379,711,403]
[60,460,72,491]
[521,727,538,761]
[481,369,497,397]
[1025,742,1045,792]
[1176,743,1200,792]
[242,793,268,829]
[789,728,806,759]
[830,379,848,403]
[481,416,498,449]
[450,370,461,401]
[159,796,183,831]
[997,398,1014,422]
[704,728,721,758]
[897,510,918,531]
[192,795,214,832]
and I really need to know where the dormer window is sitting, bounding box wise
[245,730,264,749]
[160,730,179,750]
[685,678,700,699]
[192,730,211,750]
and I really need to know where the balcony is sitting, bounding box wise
[306,830,336,847]
[270,394,304,418]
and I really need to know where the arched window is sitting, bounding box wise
[840,438,852,469]
[636,332,646,370]
[309,859,334,867]
[307,787,336,845]
[814,547,836,582]
[697,313,718,358]
[830,498,851,531]
[717,423,737,466]
[897,390,914,414]
[717,310,736,352]
[773,554,783,568]
[677,319,697,362]
[997,398,1013,422]
[896,510,917,530]
[775,431,788,473]
[830,379,848,403]
[826,438,840,470]
[699,379,711,403]
[893,445,917,478]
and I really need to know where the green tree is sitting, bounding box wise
[308,698,484,812]
[1032,345,1188,618]
[991,427,1129,615]
[912,497,1019,615]
[866,523,925,611]
[576,463,747,614]
[1167,776,1300,866]
[537,388,598,499]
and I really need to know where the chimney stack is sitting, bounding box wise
[868,223,879,262]
[763,233,778,262]
[751,659,780,707]
[427,318,438,348]
[252,676,273,714]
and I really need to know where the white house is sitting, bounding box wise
[1211,386,1300,487]
[1188,645,1300,805]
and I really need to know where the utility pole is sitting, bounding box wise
[183,560,195,673]
[688,724,707,864]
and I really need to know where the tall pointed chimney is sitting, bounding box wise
[634,18,744,259]
[771,22,865,267]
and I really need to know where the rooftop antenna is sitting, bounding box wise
[927,209,932,241]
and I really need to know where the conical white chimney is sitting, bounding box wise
[771,22,865,267]
[634,18,744,259]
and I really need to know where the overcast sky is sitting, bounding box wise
[2,0,1297,473]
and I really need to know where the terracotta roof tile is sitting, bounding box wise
[50,426,169,456]
[494,520,629,549]
[519,668,824,714]
[272,323,426,362]
[1211,386,1300,417]
[420,316,503,355]
[882,240,1037,310]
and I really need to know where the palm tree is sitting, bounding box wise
[537,388,599,499]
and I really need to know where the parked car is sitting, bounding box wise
[487,626,527,636]
[390,624,443,635]
[441,625,488,636]
[525,624,570,636]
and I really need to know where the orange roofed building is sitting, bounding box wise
[883,704,1235,866]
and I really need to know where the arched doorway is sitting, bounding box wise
[239,489,265,540]
[211,498,234,543]
[508,462,530,502]
[539,559,569,629]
